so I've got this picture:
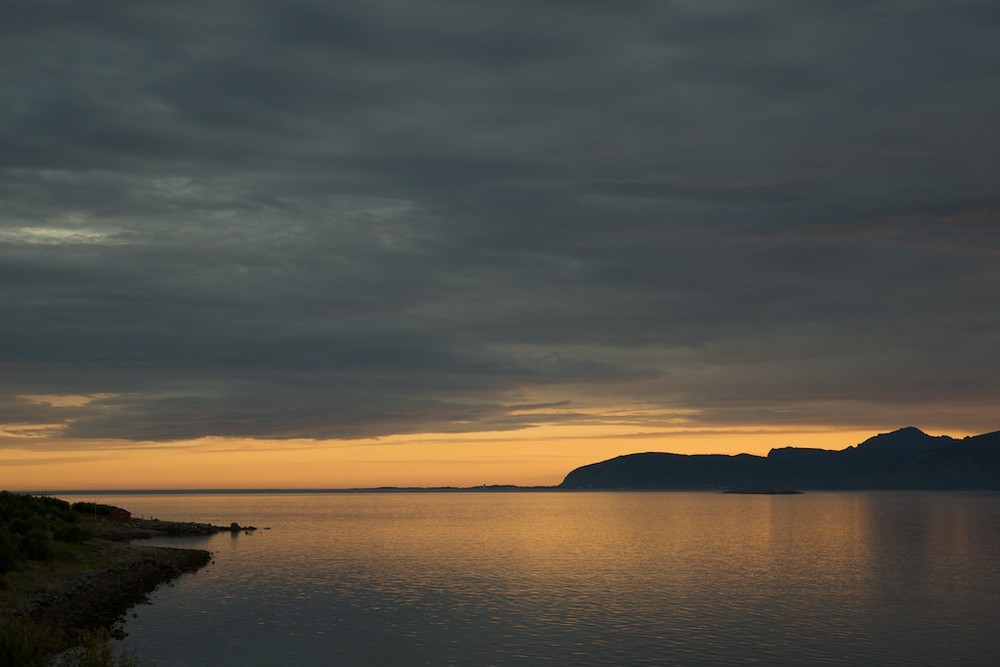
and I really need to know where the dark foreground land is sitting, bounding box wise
[17,539,211,638]
[1,494,236,664]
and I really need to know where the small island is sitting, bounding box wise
[1,492,243,665]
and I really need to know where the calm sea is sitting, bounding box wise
[61,491,1000,666]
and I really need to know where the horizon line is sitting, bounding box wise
[15,485,562,495]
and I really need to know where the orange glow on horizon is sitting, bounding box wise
[0,423,952,492]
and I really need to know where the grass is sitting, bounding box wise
[0,532,117,613]
[0,616,141,667]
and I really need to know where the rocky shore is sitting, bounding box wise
[92,518,250,542]
[22,541,212,639]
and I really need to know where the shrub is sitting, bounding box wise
[0,618,142,667]
[0,616,63,667]
[0,524,17,573]
[9,516,32,536]
[54,524,92,544]
[20,527,54,561]
[71,502,120,518]
[55,630,141,667]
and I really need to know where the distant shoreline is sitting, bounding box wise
[25,486,563,495]
[23,486,1000,496]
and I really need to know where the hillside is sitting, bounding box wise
[559,427,1000,490]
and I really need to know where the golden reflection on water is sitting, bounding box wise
[58,491,1000,666]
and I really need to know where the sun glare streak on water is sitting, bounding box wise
[59,492,1000,666]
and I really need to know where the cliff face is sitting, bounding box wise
[559,428,1000,490]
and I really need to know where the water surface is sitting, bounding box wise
[63,491,1000,666]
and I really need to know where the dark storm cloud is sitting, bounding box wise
[2,0,999,444]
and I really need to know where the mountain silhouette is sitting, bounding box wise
[559,428,1000,490]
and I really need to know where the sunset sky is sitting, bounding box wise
[2,1,998,490]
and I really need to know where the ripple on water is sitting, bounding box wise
[55,491,1000,667]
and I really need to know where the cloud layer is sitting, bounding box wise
[2,0,999,444]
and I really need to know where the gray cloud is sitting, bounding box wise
[2,0,999,444]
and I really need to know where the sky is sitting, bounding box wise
[2,0,999,490]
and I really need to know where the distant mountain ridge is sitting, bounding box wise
[559,428,1000,490]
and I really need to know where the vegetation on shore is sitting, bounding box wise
[1,491,209,666]
[1,493,91,574]
[0,616,139,667]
